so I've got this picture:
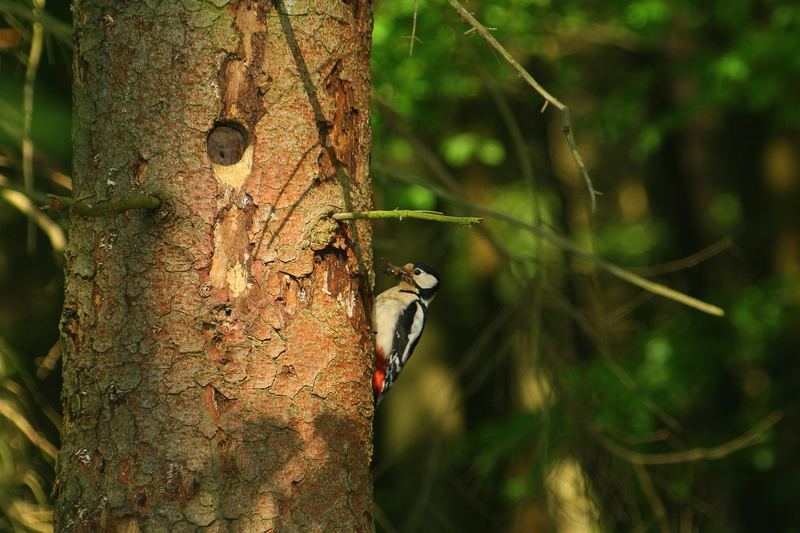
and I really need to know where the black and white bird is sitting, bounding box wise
[372,262,440,405]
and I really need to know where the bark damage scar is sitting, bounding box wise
[322,59,357,174]
[61,306,83,354]
[220,1,269,131]
[208,203,257,299]
[312,226,363,326]
[131,151,148,186]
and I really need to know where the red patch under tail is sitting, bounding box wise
[373,346,387,402]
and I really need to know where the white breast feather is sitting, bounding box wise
[373,286,418,358]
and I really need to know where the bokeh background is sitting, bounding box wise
[1,0,799,531]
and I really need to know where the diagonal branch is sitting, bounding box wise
[445,0,600,211]
[595,412,781,465]
[378,166,725,316]
[0,398,57,459]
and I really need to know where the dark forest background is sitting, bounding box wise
[1,0,799,531]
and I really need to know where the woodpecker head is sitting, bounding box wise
[385,262,440,300]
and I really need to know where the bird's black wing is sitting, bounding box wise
[385,300,427,390]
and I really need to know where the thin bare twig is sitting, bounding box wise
[36,342,61,380]
[23,0,45,252]
[445,0,600,211]
[502,212,723,315]
[333,209,482,225]
[605,291,656,325]
[600,262,723,316]
[630,237,733,276]
[479,64,539,222]
[633,464,670,533]
[605,428,670,446]
[607,237,731,320]
[596,412,781,465]
[408,0,420,55]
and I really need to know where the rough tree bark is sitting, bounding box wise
[55,1,374,531]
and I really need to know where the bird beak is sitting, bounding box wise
[384,263,414,284]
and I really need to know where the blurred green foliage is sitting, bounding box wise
[371,0,800,531]
[2,0,800,531]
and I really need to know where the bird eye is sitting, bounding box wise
[414,269,421,275]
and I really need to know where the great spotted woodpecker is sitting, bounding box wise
[372,262,440,404]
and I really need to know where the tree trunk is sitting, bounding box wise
[56,1,374,531]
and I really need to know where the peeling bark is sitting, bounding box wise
[56,1,374,531]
